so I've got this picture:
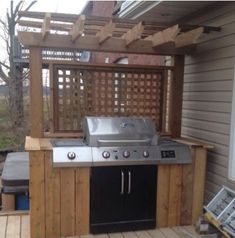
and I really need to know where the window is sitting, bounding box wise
[229,65,235,180]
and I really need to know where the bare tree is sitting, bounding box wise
[0,0,36,134]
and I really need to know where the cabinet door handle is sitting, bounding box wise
[128,171,131,194]
[121,171,124,195]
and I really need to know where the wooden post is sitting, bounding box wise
[29,47,43,137]
[169,55,185,138]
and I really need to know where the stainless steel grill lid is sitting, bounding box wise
[83,117,158,146]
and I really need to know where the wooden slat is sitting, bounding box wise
[41,13,51,40]
[159,227,181,238]
[60,169,76,237]
[21,215,30,238]
[29,151,45,238]
[175,27,204,48]
[5,215,21,238]
[169,55,185,138]
[75,168,90,235]
[70,15,85,42]
[29,47,43,137]
[157,165,170,228]
[96,20,114,45]
[1,194,15,211]
[146,25,180,48]
[180,149,194,225]
[108,233,123,238]
[168,165,182,227]
[135,230,152,238]
[18,31,196,55]
[45,152,61,238]
[122,22,144,47]
[147,229,166,238]
[0,216,7,238]
[122,232,138,238]
[191,148,207,224]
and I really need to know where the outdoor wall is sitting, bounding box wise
[181,2,235,202]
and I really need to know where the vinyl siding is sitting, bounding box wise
[181,2,235,203]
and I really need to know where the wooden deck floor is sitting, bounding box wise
[0,213,201,238]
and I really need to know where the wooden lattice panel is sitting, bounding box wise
[53,64,165,132]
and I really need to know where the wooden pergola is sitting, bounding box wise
[18,11,217,238]
[17,11,219,139]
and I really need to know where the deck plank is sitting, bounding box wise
[159,228,181,238]
[135,231,152,238]
[0,216,7,238]
[5,216,21,238]
[21,216,30,238]
[108,233,124,238]
[147,229,166,238]
[122,232,138,238]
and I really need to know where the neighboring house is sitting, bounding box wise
[82,1,164,65]
[115,1,235,202]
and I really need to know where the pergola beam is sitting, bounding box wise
[69,15,85,42]
[122,22,144,47]
[17,31,196,55]
[146,24,180,49]
[96,20,114,45]
[175,27,204,48]
[41,13,51,40]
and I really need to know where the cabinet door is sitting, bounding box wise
[90,166,125,224]
[124,165,157,221]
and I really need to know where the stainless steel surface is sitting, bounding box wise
[128,171,131,194]
[121,171,124,195]
[52,117,192,167]
[83,117,158,147]
[53,146,92,167]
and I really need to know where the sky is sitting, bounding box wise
[0,0,88,16]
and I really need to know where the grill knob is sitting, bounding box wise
[123,151,130,158]
[102,151,110,159]
[143,151,149,158]
[67,152,76,160]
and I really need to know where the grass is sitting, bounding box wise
[0,96,50,150]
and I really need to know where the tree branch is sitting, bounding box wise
[0,64,9,83]
[0,61,10,69]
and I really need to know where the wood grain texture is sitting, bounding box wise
[157,165,170,227]
[5,216,21,238]
[168,165,182,227]
[21,216,30,238]
[1,194,15,211]
[29,47,43,137]
[169,55,185,138]
[191,148,207,224]
[45,152,61,238]
[29,151,45,238]
[60,168,76,237]
[0,216,7,238]
[180,151,194,225]
[75,168,90,235]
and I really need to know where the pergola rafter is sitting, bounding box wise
[17,11,220,55]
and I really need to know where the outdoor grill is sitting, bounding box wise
[52,116,192,167]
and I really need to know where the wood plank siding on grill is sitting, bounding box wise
[181,2,235,202]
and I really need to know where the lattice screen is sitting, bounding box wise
[52,64,165,132]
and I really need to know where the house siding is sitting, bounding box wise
[181,2,235,202]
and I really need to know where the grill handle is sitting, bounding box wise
[121,171,124,195]
[97,138,151,146]
[128,171,132,194]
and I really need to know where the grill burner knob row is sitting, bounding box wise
[102,151,110,159]
[67,152,76,160]
[143,151,149,158]
[123,151,130,158]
